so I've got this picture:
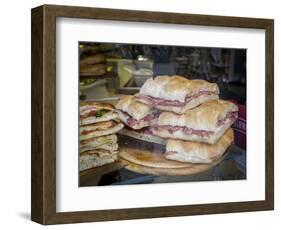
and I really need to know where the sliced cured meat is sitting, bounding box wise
[217,111,238,126]
[124,111,160,127]
[136,91,215,107]
[116,108,160,130]
[151,125,214,137]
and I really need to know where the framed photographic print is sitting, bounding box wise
[31,4,274,225]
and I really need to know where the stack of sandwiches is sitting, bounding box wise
[79,101,124,171]
[116,95,165,145]
[118,75,238,164]
[116,95,160,130]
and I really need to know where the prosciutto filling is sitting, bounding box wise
[118,110,160,127]
[151,125,214,137]
[152,111,238,137]
[217,111,238,126]
[136,91,215,107]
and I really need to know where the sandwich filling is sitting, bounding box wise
[152,110,238,137]
[136,90,216,107]
[80,107,111,119]
[152,125,214,137]
[80,120,117,135]
[80,149,118,157]
[117,110,160,127]
[217,111,238,126]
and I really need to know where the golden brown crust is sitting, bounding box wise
[116,110,150,130]
[165,128,234,163]
[152,117,233,144]
[157,99,238,131]
[139,75,219,102]
[80,101,115,111]
[116,95,153,120]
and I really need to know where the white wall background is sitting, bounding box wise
[0,0,279,229]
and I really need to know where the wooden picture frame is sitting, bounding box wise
[31,4,274,225]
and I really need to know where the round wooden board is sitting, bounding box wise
[118,147,228,176]
[119,147,194,169]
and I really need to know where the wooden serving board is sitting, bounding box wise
[118,147,228,176]
[119,147,193,169]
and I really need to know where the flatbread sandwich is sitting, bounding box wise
[116,95,160,130]
[151,99,238,144]
[136,75,219,114]
[165,128,234,163]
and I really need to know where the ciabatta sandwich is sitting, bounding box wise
[136,75,219,114]
[165,128,234,163]
[116,95,160,130]
[151,99,238,144]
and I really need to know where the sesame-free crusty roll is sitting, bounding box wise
[165,128,234,164]
[151,99,238,144]
[135,75,219,114]
[116,95,160,130]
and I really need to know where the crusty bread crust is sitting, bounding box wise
[116,110,150,130]
[139,75,219,102]
[152,111,235,144]
[116,95,154,120]
[156,99,238,131]
[165,128,234,163]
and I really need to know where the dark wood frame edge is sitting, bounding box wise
[31,4,274,225]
